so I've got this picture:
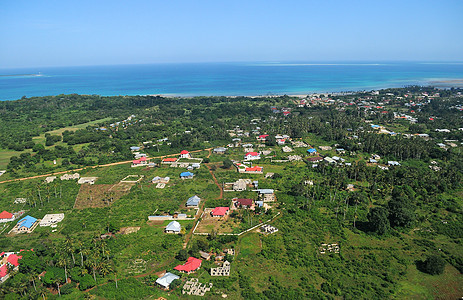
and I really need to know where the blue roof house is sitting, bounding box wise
[15,215,38,233]
[307,148,317,154]
[180,172,194,179]
[130,146,141,151]
[186,195,201,207]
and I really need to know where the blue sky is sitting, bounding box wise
[1,0,462,68]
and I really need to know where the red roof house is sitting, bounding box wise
[174,257,202,273]
[162,157,177,163]
[7,254,22,267]
[0,211,14,220]
[211,207,230,217]
[245,166,263,173]
[234,198,254,208]
[258,134,269,140]
[244,152,260,160]
[0,264,7,278]
[180,150,191,158]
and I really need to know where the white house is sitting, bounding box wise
[244,152,260,161]
[156,272,180,289]
[165,221,181,234]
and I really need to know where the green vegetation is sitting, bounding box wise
[0,86,462,298]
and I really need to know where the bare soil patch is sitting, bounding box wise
[74,184,130,209]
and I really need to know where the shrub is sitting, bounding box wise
[420,255,446,275]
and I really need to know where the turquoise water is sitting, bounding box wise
[1,62,463,100]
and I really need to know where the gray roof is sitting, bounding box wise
[186,195,201,206]
[257,189,274,194]
[156,272,180,288]
[166,221,181,232]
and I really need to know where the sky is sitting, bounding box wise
[1,0,463,68]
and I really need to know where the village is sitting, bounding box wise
[0,87,461,298]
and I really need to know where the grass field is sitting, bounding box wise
[0,118,112,169]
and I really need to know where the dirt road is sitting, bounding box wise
[0,148,213,185]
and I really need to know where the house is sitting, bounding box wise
[336,148,346,154]
[0,211,15,223]
[186,195,201,207]
[174,257,202,274]
[257,134,269,141]
[162,157,177,164]
[233,179,247,191]
[180,150,191,159]
[324,157,336,164]
[243,166,263,174]
[307,156,323,163]
[369,159,378,164]
[211,261,231,276]
[11,215,38,233]
[260,224,278,234]
[307,148,317,155]
[211,207,229,217]
[213,147,227,154]
[256,189,275,202]
[152,176,170,184]
[130,146,141,151]
[199,251,211,260]
[165,221,181,234]
[233,198,254,209]
[244,152,260,161]
[282,146,293,153]
[180,172,194,179]
[60,173,80,180]
[388,161,400,166]
[132,156,148,167]
[0,252,23,283]
[191,163,201,169]
[156,272,180,289]
[39,214,64,227]
[44,176,57,183]
[78,177,98,184]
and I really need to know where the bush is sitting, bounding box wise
[78,274,96,291]
[420,255,446,275]
[60,282,77,295]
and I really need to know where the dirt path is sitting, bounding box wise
[0,148,214,185]
[206,164,223,200]
[183,201,205,249]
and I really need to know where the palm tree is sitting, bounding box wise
[64,237,76,265]
[86,253,100,282]
[56,255,69,283]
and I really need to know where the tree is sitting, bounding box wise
[176,249,188,261]
[421,255,446,275]
[387,198,415,228]
[367,207,390,235]
[169,278,181,290]
[223,159,233,169]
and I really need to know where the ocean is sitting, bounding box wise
[1,62,463,101]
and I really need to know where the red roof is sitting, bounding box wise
[258,134,269,139]
[174,257,202,272]
[0,211,13,219]
[7,254,22,267]
[283,111,290,115]
[235,199,253,206]
[180,150,189,154]
[163,158,177,162]
[245,166,263,172]
[0,264,7,278]
[245,152,259,157]
[211,207,229,216]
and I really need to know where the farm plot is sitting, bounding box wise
[74,184,130,209]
